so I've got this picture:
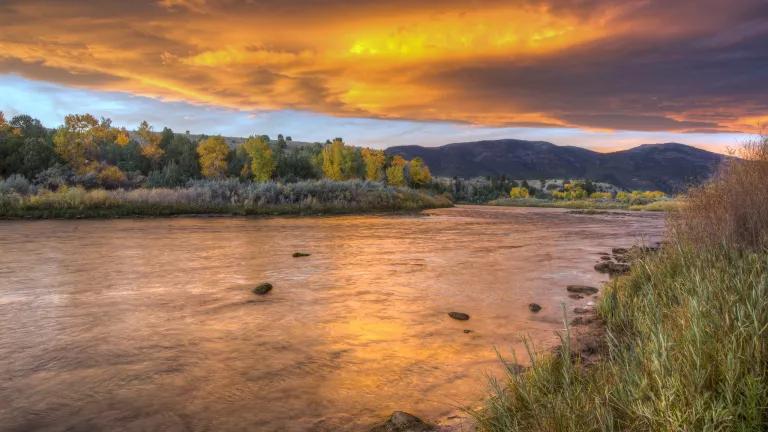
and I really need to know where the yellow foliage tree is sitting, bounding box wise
[243,135,275,182]
[137,121,164,165]
[361,148,386,181]
[386,155,407,186]
[322,138,345,180]
[52,113,100,172]
[197,136,229,178]
[115,128,131,147]
[408,157,432,187]
[509,186,530,198]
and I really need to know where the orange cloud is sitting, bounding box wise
[0,0,766,133]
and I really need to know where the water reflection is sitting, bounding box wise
[0,206,664,431]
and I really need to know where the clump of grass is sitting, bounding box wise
[478,136,768,431]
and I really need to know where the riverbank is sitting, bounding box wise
[477,139,768,431]
[488,197,681,212]
[0,179,451,219]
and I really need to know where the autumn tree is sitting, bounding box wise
[408,157,431,187]
[137,121,164,167]
[243,135,275,182]
[197,136,229,178]
[509,186,530,198]
[386,155,407,186]
[322,138,345,180]
[361,148,386,181]
[52,113,101,172]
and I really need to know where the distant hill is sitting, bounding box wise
[386,140,725,192]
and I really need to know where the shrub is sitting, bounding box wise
[509,186,530,199]
[0,174,34,195]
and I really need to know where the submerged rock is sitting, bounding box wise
[292,252,311,258]
[528,303,542,313]
[600,255,613,261]
[573,307,590,314]
[369,411,436,432]
[568,294,584,300]
[612,247,628,255]
[252,283,273,295]
[571,316,594,326]
[463,329,472,334]
[448,311,470,321]
[566,285,599,295]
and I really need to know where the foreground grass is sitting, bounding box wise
[0,179,452,219]
[478,244,768,431]
[489,197,680,211]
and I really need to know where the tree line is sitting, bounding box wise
[0,112,432,189]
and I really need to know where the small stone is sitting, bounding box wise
[369,411,436,432]
[292,252,311,257]
[463,329,472,334]
[252,283,273,295]
[448,311,470,321]
[600,255,612,261]
[566,285,599,295]
[573,307,590,314]
[612,247,628,255]
[571,316,594,326]
[594,261,612,273]
[528,303,542,312]
[568,294,584,300]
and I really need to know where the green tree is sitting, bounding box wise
[243,135,275,182]
[197,136,229,178]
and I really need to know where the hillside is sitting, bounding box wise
[386,140,725,192]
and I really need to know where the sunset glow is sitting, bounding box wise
[1,0,766,148]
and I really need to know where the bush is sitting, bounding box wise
[0,174,34,195]
[509,186,530,199]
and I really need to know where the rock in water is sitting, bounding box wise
[594,261,612,273]
[369,411,436,432]
[573,307,590,314]
[252,283,273,295]
[292,252,310,258]
[448,311,470,321]
[528,303,542,312]
[568,294,584,300]
[612,247,628,255]
[567,285,599,295]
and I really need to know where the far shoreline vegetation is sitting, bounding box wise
[0,111,448,218]
[1,111,679,218]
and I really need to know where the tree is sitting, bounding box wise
[408,157,431,187]
[386,155,407,186]
[137,121,164,167]
[52,113,100,172]
[243,135,275,182]
[19,138,58,178]
[361,148,386,181]
[322,138,345,180]
[197,136,229,178]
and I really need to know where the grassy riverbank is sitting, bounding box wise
[488,197,681,212]
[478,139,768,431]
[0,179,451,219]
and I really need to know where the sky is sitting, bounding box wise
[0,0,766,152]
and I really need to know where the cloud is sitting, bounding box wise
[0,0,766,133]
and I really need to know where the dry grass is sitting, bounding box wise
[672,135,768,250]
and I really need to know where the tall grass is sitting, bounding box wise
[0,179,451,218]
[478,136,768,431]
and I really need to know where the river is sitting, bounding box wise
[0,205,664,431]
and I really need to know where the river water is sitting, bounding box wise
[0,206,664,431]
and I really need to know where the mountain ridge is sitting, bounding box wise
[385,139,725,192]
